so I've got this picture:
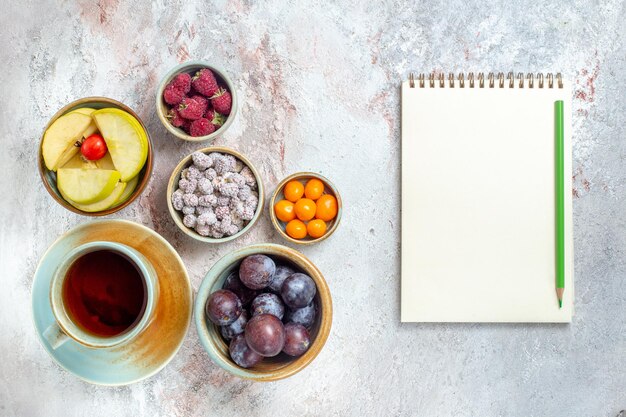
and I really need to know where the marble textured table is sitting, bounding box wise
[1,1,624,416]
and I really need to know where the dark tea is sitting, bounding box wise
[62,250,147,337]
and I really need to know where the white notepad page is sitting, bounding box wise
[401,78,573,322]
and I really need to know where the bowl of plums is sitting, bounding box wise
[194,244,332,381]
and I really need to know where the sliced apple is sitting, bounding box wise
[112,175,139,207]
[71,107,98,137]
[53,144,81,171]
[61,153,98,169]
[92,109,147,182]
[57,168,120,204]
[42,112,93,171]
[71,107,96,116]
[63,181,127,213]
[95,152,116,170]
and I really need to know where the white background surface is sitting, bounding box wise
[1,1,624,416]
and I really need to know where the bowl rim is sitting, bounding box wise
[37,96,153,217]
[194,243,333,381]
[166,146,264,243]
[155,60,238,142]
[269,172,342,245]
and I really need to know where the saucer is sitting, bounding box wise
[32,219,193,386]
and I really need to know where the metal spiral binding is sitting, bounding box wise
[408,72,563,88]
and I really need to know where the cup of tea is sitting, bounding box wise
[43,241,159,349]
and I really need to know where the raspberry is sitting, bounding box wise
[166,108,185,127]
[191,95,209,115]
[189,118,216,137]
[182,119,192,133]
[210,88,232,115]
[170,73,191,93]
[163,85,185,105]
[178,97,204,120]
[206,109,225,128]
[192,68,219,97]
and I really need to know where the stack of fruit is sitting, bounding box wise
[42,107,148,212]
[274,179,338,240]
[205,254,317,368]
[162,68,232,137]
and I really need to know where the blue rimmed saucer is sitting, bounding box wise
[32,219,193,386]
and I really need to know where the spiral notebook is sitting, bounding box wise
[401,72,574,323]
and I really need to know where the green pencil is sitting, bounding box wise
[555,100,565,308]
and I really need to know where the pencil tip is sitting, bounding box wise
[558,299,562,309]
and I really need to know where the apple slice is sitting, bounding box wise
[63,181,127,213]
[112,175,139,207]
[95,152,116,170]
[53,144,81,171]
[57,168,120,204]
[70,107,98,137]
[60,153,98,169]
[71,107,96,116]
[92,109,147,182]
[42,112,93,171]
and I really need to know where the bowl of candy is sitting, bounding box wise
[38,97,153,216]
[166,147,263,242]
[194,243,332,381]
[156,61,237,142]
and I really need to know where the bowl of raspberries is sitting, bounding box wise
[167,147,264,242]
[156,61,236,141]
[194,243,332,381]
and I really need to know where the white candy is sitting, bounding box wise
[183,214,197,228]
[173,151,260,239]
[197,177,214,195]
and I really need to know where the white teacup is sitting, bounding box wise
[44,241,159,349]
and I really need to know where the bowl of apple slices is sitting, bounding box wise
[38,97,153,215]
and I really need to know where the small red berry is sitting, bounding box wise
[166,108,185,127]
[170,73,191,93]
[81,134,108,161]
[206,109,225,127]
[182,119,192,133]
[191,95,209,116]
[211,88,232,115]
[163,85,185,105]
[189,118,216,137]
[178,97,204,120]
[192,68,219,97]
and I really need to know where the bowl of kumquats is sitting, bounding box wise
[270,172,341,245]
